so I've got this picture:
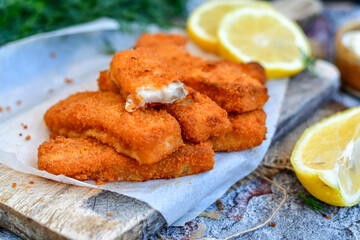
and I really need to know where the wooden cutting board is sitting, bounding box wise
[0,60,339,240]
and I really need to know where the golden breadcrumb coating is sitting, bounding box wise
[162,87,232,142]
[133,34,268,113]
[135,33,188,48]
[38,137,214,182]
[182,61,269,113]
[97,75,232,143]
[44,91,183,165]
[97,70,116,92]
[210,110,267,151]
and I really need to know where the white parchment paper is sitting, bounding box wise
[0,19,287,225]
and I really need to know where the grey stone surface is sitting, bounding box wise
[155,171,360,240]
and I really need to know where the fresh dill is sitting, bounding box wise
[297,192,331,215]
[301,50,318,77]
[0,0,188,46]
[100,37,118,55]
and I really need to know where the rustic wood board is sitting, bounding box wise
[0,61,339,240]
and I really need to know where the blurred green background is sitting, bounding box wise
[0,0,188,46]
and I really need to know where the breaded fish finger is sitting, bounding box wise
[38,137,214,182]
[183,62,269,113]
[110,48,187,112]
[44,91,183,165]
[210,110,267,151]
[162,88,232,142]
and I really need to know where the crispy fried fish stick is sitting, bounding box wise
[162,88,232,142]
[183,62,269,113]
[38,137,214,182]
[135,33,187,48]
[210,110,267,151]
[44,91,183,165]
[110,48,187,112]
[97,74,232,142]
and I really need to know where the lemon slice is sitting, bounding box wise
[187,0,271,53]
[291,107,360,206]
[218,7,311,78]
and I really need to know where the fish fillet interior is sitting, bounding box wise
[126,80,188,111]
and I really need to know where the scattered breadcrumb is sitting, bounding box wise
[16,100,21,105]
[39,198,44,202]
[284,214,287,217]
[50,52,56,58]
[49,89,54,94]
[108,212,112,216]
[25,135,31,141]
[24,125,28,129]
[29,181,34,184]
[326,216,332,220]
[65,78,73,84]
[49,133,57,139]
[19,133,22,136]
[332,210,335,213]
[6,106,11,112]
[12,183,16,188]
[270,222,276,227]
[0,107,3,112]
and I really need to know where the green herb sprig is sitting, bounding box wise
[297,192,331,215]
[0,0,188,46]
[301,51,318,77]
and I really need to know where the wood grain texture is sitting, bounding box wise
[0,63,339,240]
[0,167,165,240]
[274,60,339,141]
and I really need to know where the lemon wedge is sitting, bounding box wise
[291,107,360,206]
[187,0,271,53]
[218,7,311,78]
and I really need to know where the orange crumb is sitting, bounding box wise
[24,125,28,129]
[16,100,21,105]
[282,179,285,183]
[73,210,76,212]
[332,210,335,213]
[6,106,10,112]
[12,183,16,188]
[26,186,31,189]
[39,198,44,202]
[49,133,57,139]
[270,222,276,227]
[29,181,34,184]
[49,89,54,94]
[108,212,112,216]
[21,123,24,127]
[0,107,3,112]
[326,216,332,220]
[284,214,287,217]
[50,52,56,58]
[97,180,104,185]
[25,135,31,141]
[65,78,73,84]
[271,197,274,200]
